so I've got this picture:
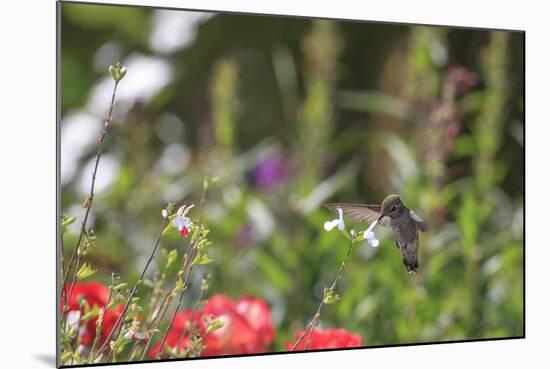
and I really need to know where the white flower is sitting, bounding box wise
[324,207,345,231]
[363,219,380,247]
[124,330,149,341]
[176,203,194,216]
[65,310,81,336]
[173,214,192,237]
[173,204,194,237]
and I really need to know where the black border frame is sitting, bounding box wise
[56,1,526,367]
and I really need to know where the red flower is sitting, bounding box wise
[61,282,122,346]
[235,295,275,346]
[285,328,363,351]
[148,294,275,358]
[62,281,109,312]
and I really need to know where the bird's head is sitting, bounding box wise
[378,194,405,220]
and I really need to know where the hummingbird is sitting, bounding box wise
[325,194,428,273]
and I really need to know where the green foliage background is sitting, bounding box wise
[60,2,524,352]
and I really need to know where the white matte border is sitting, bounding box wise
[1,1,546,368]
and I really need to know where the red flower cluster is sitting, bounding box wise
[285,328,363,351]
[61,282,122,345]
[148,294,275,357]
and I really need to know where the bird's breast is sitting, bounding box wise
[391,218,417,244]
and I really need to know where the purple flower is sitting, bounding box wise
[446,66,478,96]
[252,156,287,190]
[235,223,254,246]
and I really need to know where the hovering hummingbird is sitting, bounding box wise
[325,194,428,273]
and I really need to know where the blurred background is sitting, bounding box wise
[60,2,524,350]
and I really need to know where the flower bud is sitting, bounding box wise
[108,62,127,82]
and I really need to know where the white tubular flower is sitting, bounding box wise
[324,207,345,231]
[176,204,194,216]
[124,330,149,341]
[173,214,192,237]
[363,219,380,247]
[173,204,194,237]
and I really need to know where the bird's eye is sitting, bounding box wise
[391,205,397,211]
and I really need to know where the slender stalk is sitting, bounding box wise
[60,232,65,282]
[153,251,197,360]
[139,180,210,351]
[127,340,147,361]
[125,244,193,362]
[290,236,355,351]
[94,216,169,360]
[88,288,113,363]
[61,79,120,324]
[134,197,206,360]
[174,274,208,351]
[149,182,209,360]
[61,255,82,327]
[134,245,191,360]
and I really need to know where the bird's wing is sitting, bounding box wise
[409,210,428,232]
[325,203,391,227]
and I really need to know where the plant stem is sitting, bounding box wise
[153,250,196,360]
[135,245,191,360]
[60,232,65,282]
[290,236,355,351]
[149,181,209,360]
[95,216,168,360]
[174,273,208,351]
[88,288,113,363]
[61,79,119,324]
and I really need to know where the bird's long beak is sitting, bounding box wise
[376,213,385,222]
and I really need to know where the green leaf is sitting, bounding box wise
[192,252,214,266]
[111,331,132,354]
[61,215,76,234]
[162,214,177,236]
[205,317,225,334]
[167,248,178,268]
[61,351,72,364]
[76,262,97,280]
[72,351,84,364]
[142,279,155,289]
[81,306,100,322]
[113,283,128,291]
[173,275,185,295]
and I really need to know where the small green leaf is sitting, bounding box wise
[162,214,177,235]
[192,253,214,266]
[81,306,100,322]
[61,351,72,364]
[142,279,155,289]
[167,248,178,268]
[72,350,84,364]
[205,317,225,334]
[113,283,128,291]
[76,262,97,280]
[61,215,76,233]
[173,275,185,294]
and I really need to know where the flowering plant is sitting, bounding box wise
[286,328,363,350]
[148,294,275,357]
[61,282,123,346]
[59,10,525,365]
